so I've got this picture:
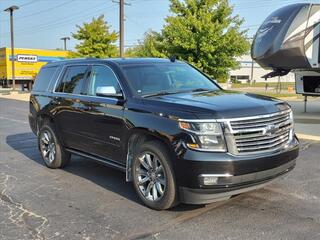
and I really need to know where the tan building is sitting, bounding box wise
[229,55,295,83]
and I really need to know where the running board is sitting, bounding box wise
[65,148,126,172]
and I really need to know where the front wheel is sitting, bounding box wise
[132,141,178,210]
[38,121,71,169]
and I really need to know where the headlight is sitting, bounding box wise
[179,121,226,152]
[289,109,295,141]
[289,109,293,122]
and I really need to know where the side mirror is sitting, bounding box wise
[96,86,123,98]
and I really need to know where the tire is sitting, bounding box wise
[38,120,71,169]
[132,140,178,210]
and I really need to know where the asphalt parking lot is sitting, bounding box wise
[0,98,320,240]
[290,98,320,137]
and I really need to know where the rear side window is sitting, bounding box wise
[33,66,58,92]
[56,65,88,94]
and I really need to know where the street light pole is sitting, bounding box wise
[60,37,70,50]
[4,5,19,91]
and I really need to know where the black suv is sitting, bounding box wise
[29,58,299,210]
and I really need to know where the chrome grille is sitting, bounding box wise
[225,110,293,155]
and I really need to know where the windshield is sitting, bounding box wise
[121,63,219,96]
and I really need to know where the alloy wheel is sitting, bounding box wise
[136,152,166,201]
[40,130,56,164]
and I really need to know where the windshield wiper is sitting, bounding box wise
[141,88,212,98]
[190,88,211,92]
[142,90,183,98]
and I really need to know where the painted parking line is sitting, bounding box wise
[0,116,28,124]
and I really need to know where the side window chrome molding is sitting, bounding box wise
[53,64,89,94]
[52,63,126,101]
[87,64,127,100]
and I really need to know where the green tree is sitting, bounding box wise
[71,15,118,58]
[125,31,166,58]
[130,0,250,81]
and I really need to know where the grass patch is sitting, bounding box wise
[17,91,30,94]
[232,82,295,90]
[0,91,11,95]
[243,91,299,99]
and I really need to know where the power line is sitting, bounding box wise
[16,0,76,20]
[19,0,40,8]
[0,3,117,38]
[0,0,76,22]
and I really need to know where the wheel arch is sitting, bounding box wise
[36,113,68,148]
[125,128,174,182]
[36,113,54,135]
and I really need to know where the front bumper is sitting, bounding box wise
[176,138,299,204]
[179,159,295,204]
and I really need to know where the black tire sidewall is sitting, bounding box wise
[38,122,70,169]
[132,141,177,210]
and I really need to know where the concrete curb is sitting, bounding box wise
[0,94,29,102]
[296,133,320,141]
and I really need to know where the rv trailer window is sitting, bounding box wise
[303,76,320,94]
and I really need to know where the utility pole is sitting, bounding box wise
[250,58,254,85]
[249,36,254,85]
[60,37,70,50]
[113,0,130,57]
[4,5,19,91]
[119,0,124,58]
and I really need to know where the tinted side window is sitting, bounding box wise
[56,65,88,94]
[33,66,58,92]
[86,65,121,96]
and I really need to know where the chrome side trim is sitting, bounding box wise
[66,148,126,172]
[52,63,127,101]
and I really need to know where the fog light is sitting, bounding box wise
[203,176,218,185]
[199,173,233,186]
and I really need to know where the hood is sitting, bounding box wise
[142,90,289,119]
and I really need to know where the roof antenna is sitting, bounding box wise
[169,55,176,62]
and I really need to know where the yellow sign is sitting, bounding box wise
[0,47,69,81]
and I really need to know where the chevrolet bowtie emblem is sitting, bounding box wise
[263,125,279,136]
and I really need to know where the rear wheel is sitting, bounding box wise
[132,140,178,210]
[38,121,70,169]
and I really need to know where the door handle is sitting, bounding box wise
[52,97,61,105]
[79,105,93,111]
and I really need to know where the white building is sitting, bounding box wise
[229,55,295,83]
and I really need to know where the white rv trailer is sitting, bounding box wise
[251,3,320,110]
